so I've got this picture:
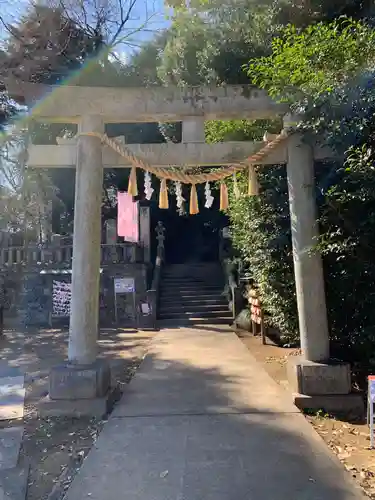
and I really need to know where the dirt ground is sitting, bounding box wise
[0,327,154,500]
[237,329,375,499]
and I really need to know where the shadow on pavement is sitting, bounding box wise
[63,329,364,500]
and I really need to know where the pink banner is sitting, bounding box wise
[117,192,139,242]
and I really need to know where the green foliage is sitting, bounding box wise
[205,119,282,143]
[228,169,298,340]
[244,18,375,155]
[246,18,375,103]
[317,151,375,375]
[157,3,277,86]
[157,13,218,86]
[239,16,375,375]
[206,118,296,340]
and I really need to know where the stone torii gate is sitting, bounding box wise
[6,81,358,415]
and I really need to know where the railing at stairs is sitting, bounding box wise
[144,222,166,329]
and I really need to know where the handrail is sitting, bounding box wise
[145,222,166,329]
[151,255,163,291]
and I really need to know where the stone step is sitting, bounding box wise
[161,280,224,286]
[160,295,227,304]
[162,269,222,275]
[162,268,222,278]
[160,285,224,297]
[160,294,225,302]
[159,303,230,314]
[157,316,233,327]
[160,293,225,302]
[163,264,221,269]
[160,284,224,291]
[164,262,220,268]
[160,297,228,306]
[162,276,223,283]
[158,310,233,320]
[161,276,224,282]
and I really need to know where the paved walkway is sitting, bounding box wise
[64,326,365,500]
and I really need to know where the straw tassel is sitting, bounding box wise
[220,182,229,211]
[189,184,199,215]
[128,165,138,197]
[248,164,259,196]
[159,178,169,209]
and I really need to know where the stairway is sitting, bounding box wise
[158,262,233,325]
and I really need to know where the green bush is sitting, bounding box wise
[227,168,298,342]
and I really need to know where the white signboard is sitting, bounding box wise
[52,281,71,317]
[114,277,135,294]
[370,379,375,402]
[141,302,150,315]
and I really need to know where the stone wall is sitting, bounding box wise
[18,273,52,327]
[2,263,151,329]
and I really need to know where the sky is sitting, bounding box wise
[0,0,172,61]
[116,0,172,59]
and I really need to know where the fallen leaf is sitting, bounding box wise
[348,429,359,435]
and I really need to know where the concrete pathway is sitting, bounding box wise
[64,326,365,500]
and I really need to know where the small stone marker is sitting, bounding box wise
[0,376,25,420]
[0,427,23,470]
[49,361,110,400]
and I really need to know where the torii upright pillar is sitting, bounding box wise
[68,116,104,365]
[284,115,358,412]
[286,130,330,362]
[43,116,111,417]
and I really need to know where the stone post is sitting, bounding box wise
[51,234,63,264]
[40,199,53,245]
[105,219,117,246]
[182,117,205,143]
[43,116,111,418]
[284,116,359,413]
[139,207,151,263]
[105,219,118,263]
